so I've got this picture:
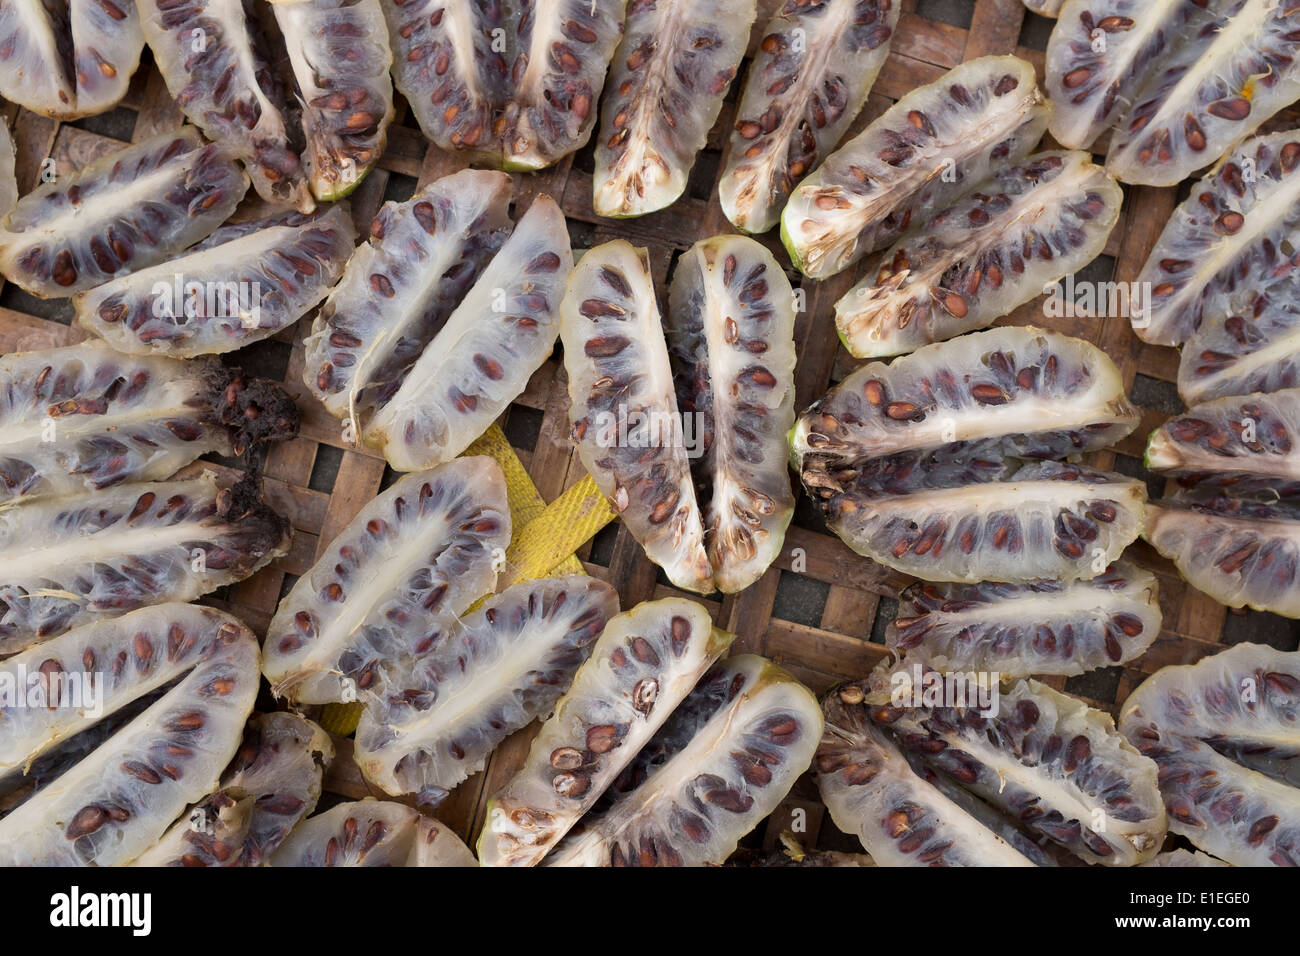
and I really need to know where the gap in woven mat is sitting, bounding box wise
[1222,611,1300,653]
[308,444,344,493]
[567,218,599,253]
[383,171,418,205]
[914,0,973,29]
[1065,666,1123,707]
[1017,10,1054,51]
[573,131,597,175]
[790,491,832,537]
[1112,450,1163,505]
[277,573,299,603]
[502,404,544,453]
[1130,373,1185,418]
[68,106,136,141]
[869,596,898,645]
[687,149,721,202]
[227,336,292,382]
[772,570,830,628]
[0,285,73,325]
[379,464,403,491]
[588,521,619,567]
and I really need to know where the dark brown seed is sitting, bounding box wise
[66,805,109,838]
[1207,97,1251,121]
[586,724,617,754]
[633,678,658,714]
[550,747,584,770]
[552,771,589,797]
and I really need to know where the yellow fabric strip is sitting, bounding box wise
[319,424,615,736]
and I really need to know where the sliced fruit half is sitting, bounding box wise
[819,460,1146,584]
[782,55,1049,279]
[560,240,712,594]
[593,0,756,218]
[666,235,797,593]
[1146,388,1300,498]
[0,616,259,865]
[869,659,1168,865]
[1143,495,1300,618]
[75,204,356,356]
[138,0,313,210]
[1106,0,1300,188]
[0,472,288,653]
[835,150,1121,357]
[0,128,248,298]
[304,169,512,430]
[362,195,572,471]
[261,457,510,705]
[272,0,394,201]
[817,686,1040,866]
[477,598,734,866]
[720,0,900,233]
[887,560,1161,677]
[793,325,1139,477]
[0,341,298,504]
[1135,131,1300,346]
[544,655,821,867]
[353,575,619,803]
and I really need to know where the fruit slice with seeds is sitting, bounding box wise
[354,575,619,804]
[138,0,312,210]
[478,598,734,866]
[0,472,288,653]
[1146,388,1300,498]
[0,128,247,297]
[887,560,1161,677]
[272,0,394,201]
[75,205,356,356]
[261,457,510,705]
[0,341,298,504]
[819,460,1146,584]
[362,195,572,471]
[666,234,797,593]
[1135,131,1300,346]
[593,0,756,218]
[1143,494,1300,618]
[304,169,512,431]
[0,616,259,865]
[1045,0,1196,151]
[1179,283,1300,404]
[835,150,1121,357]
[720,0,900,233]
[545,655,821,867]
[817,685,1040,866]
[1106,0,1300,188]
[869,659,1168,865]
[782,55,1049,279]
[270,799,419,866]
[793,325,1139,480]
[561,240,712,594]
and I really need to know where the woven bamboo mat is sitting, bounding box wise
[3,0,1297,857]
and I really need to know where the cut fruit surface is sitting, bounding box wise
[362,195,572,471]
[545,655,821,867]
[0,128,247,298]
[478,598,734,866]
[835,150,1121,357]
[719,0,899,234]
[304,168,512,430]
[75,205,356,356]
[783,55,1049,279]
[262,457,510,705]
[887,561,1161,677]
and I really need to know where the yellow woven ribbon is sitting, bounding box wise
[318,424,615,736]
